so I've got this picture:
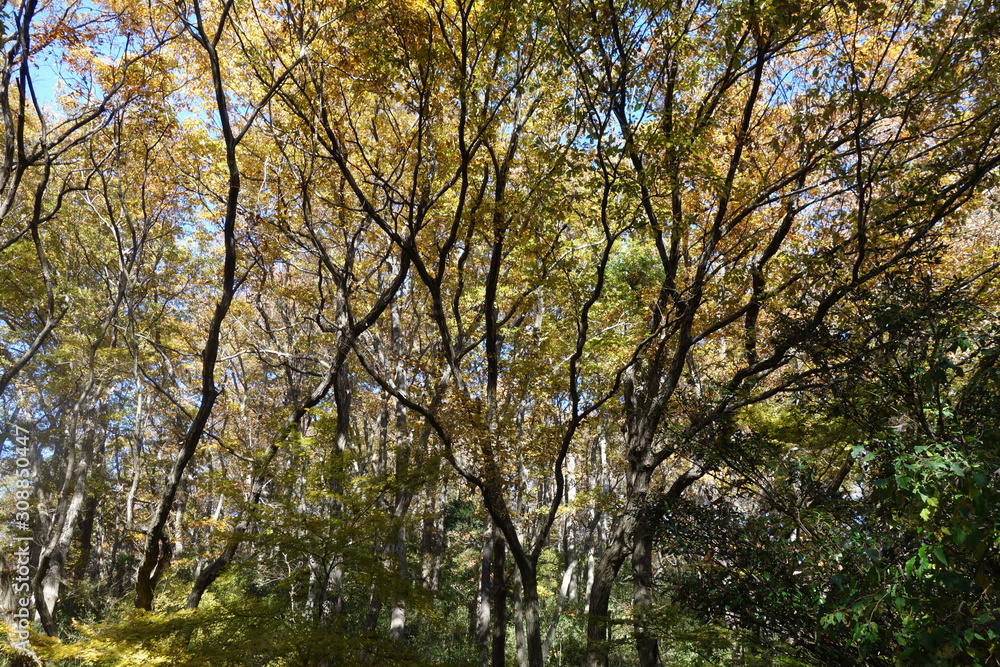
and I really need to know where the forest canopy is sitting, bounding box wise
[1,0,999,664]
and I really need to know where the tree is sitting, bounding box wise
[547,0,1000,663]
[5,0,1000,664]
[267,1,616,663]
[131,0,308,609]
[0,0,171,398]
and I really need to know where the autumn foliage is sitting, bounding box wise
[1,0,999,665]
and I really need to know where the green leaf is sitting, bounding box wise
[932,545,948,566]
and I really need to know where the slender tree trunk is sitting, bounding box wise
[135,0,245,609]
[172,483,186,557]
[543,537,580,660]
[32,434,91,636]
[583,546,595,609]
[520,564,544,667]
[585,462,653,667]
[387,482,412,648]
[632,519,662,667]
[491,528,506,667]
[476,525,494,667]
[513,568,528,667]
[364,590,382,634]
[387,367,413,649]
[583,515,636,667]
[73,495,97,581]
[421,501,444,591]
[359,542,383,664]
[584,458,704,667]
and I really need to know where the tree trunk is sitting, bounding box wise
[476,525,494,667]
[583,515,635,667]
[420,503,444,591]
[512,568,528,667]
[364,582,382,632]
[359,536,383,662]
[632,518,662,667]
[135,0,242,610]
[543,539,580,661]
[584,463,653,667]
[388,512,409,646]
[73,495,97,581]
[519,564,545,667]
[491,528,506,667]
[32,441,90,636]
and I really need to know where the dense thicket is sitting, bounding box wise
[1,0,999,665]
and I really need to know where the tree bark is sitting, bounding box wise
[512,568,528,667]
[632,518,662,667]
[491,527,507,667]
[585,464,652,667]
[519,564,544,667]
[32,452,88,636]
[73,495,97,581]
[476,525,494,667]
